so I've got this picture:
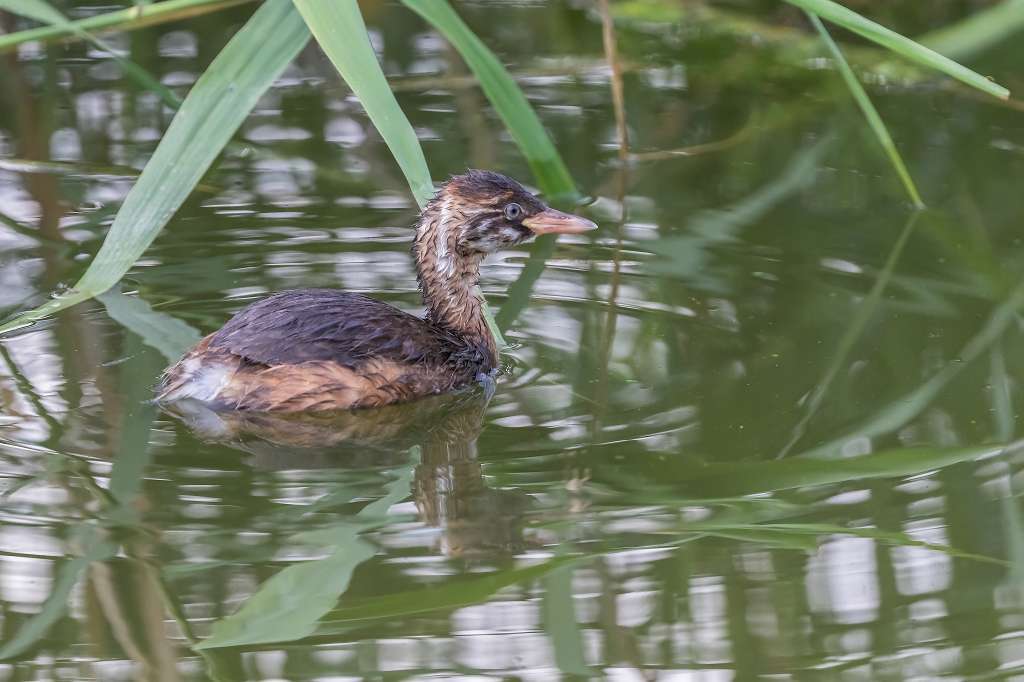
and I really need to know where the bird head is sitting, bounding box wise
[415,170,596,278]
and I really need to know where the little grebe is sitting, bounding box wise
[156,170,596,412]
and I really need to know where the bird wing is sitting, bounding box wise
[207,289,467,368]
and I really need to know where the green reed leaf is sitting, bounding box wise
[0,1,310,337]
[0,528,116,661]
[402,0,577,201]
[98,286,201,362]
[785,0,1009,99]
[197,454,417,649]
[543,564,590,676]
[292,0,433,207]
[690,523,1003,565]
[196,532,377,649]
[808,13,924,208]
[0,558,88,660]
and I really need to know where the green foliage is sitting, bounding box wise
[403,0,577,202]
[196,531,376,649]
[0,556,91,660]
[197,455,417,649]
[98,286,201,362]
[292,0,433,207]
[807,13,924,208]
[784,0,1009,98]
[542,564,590,676]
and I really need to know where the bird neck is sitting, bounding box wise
[413,199,497,366]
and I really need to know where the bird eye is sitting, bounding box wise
[504,203,523,221]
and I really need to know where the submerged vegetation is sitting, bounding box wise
[2,0,1024,676]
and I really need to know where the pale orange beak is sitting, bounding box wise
[522,208,597,236]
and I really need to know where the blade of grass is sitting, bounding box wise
[0,0,253,53]
[196,533,376,649]
[807,13,924,208]
[292,0,506,347]
[401,0,577,201]
[0,558,87,660]
[291,0,433,206]
[784,0,1009,99]
[97,285,201,363]
[196,454,417,649]
[543,564,590,676]
[0,527,117,661]
[0,1,310,337]
[0,0,179,107]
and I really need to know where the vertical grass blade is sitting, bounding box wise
[0,1,310,336]
[808,13,924,208]
[402,0,577,201]
[542,565,590,676]
[785,0,1009,99]
[291,0,434,207]
[0,558,89,660]
[0,528,117,661]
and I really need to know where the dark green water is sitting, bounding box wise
[3,1,1024,679]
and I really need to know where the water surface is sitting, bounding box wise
[2,1,1024,679]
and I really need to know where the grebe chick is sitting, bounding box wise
[156,170,596,412]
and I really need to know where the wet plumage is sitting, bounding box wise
[156,170,595,412]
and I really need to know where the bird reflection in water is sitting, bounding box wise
[161,386,532,558]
